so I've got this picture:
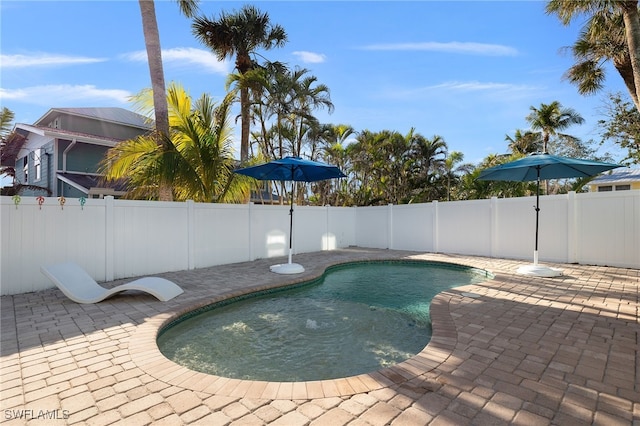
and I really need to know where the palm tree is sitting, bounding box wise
[546,0,640,111]
[226,61,286,160]
[138,0,200,201]
[0,107,53,196]
[0,107,14,138]
[505,129,543,155]
[525,101,585,154]
[307,124,355,206]
[234,63,333,167]
[288,69,334,157]
[443,151,473,201]
[407,134,448,202]
[525,101,585,194]
[347,130,388,205]
[313,123,355,163]
[257,63,300,159]
[101,83,249,202]
[192,5,287,162]
[0,107,17,186]
[462,154,532,200]
[565,11,631,102]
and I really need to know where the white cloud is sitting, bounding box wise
[292,51,327,64]
[0,53,106,68]
[379,80,541,103]
[361,41,518,56]
[428,81,534,92]
[0,85,132,105]
[124,47,231,75]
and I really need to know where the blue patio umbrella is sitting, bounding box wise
[235,156,346,274]
[478,153,622,276]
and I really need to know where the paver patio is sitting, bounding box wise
[1,248,638,425]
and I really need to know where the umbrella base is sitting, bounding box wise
[270,263,305,274]
[516,263,563,277]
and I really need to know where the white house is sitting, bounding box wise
[589,167,640,192]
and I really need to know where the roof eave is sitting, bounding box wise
[15,123,120,147]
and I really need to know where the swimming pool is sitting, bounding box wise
[157,260,491,382]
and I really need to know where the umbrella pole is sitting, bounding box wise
[288,183,294,265]
[518,165,561,276]
[534,169,540,265]
[270,180,304,275]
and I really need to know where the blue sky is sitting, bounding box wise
[0,1,629,165]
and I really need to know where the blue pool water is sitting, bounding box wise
[158,260,489,382]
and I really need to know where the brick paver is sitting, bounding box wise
[0,249,638,424]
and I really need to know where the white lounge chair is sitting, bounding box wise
[41,262,183,304]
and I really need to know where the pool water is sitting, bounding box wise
[157,261,489,382]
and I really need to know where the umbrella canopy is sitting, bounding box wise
[477,153,622,182]
[478,153,622,277]
[234,156,346,274]
[234,156,346,182]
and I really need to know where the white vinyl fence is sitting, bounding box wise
[1,190,638,295]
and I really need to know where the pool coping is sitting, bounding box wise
[128,258,490,400]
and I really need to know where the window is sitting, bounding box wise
[615,184,631,191]
[22,156,28,183]
[597,186,612,192]
[34,148,41,181]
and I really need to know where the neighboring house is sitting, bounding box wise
[588,167,640,192]
[250,188,283,205]
[3,107,152,198]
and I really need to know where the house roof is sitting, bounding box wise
[34,107,153,130]
[590,168,640,185]
[14,124,122,146]
[58,172,128,195]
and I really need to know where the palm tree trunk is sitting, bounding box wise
[240,85,250,162]
[138,0,173,201]
[613,56,640,108]
[621,1,640,112]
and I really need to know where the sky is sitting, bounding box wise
[0,0,630,167]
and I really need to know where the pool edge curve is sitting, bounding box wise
[128,257,492,399]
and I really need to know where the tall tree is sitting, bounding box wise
[192,5,287,162]
[0,107,17,185]
[546,0,640,111]
[235,64,333,163]
[0,107,52,195]
[461,154,531,200]
[348,130,390,205]
[288,69,334,157]
[314,123,355,164]
[407,134,448,203]
[314,124,355,206]
[525,101,585,194]
[443,151,473,201]
[0,107,14,138]
[226,61,286,160]
[256,63,301,159]
[138,0,200,201]
[505,129,543,155]
[598,92,640,163]
[525,101,585,154]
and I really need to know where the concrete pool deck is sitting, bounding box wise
[1,248,638,425]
